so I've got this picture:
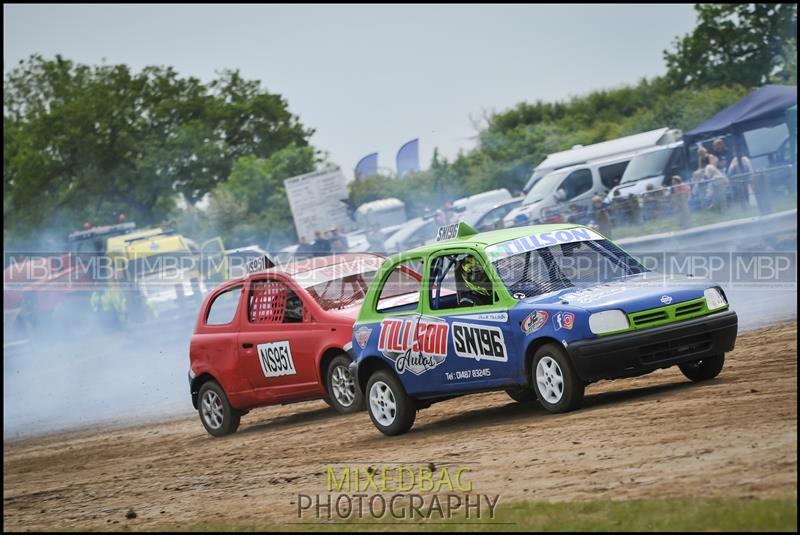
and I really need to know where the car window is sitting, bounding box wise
[206,285,243,325]
[560,168,594,200]
[598,161,629,189]
[429,253,494,310]
[249,279,305,324]
[376,260,423,313]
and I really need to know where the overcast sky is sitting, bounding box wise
[4,4,698,180]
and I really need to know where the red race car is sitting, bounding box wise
[188,252,420,436]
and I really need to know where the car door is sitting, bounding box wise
[236,275,322,403]
[420,249,515,395]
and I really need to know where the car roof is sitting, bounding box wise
[242,252,383,282]
[395,223,587,257]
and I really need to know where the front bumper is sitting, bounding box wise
[567,310,738,382]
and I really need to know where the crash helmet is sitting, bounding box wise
[457,255,491,297]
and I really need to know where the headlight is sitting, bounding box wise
[704,287,727,310]
[589,309,629,334]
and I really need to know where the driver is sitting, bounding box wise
[455,255,493,306]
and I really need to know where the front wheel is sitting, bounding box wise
[325,354,364,414]
[532,344,585,413]
[679,354,725,382]
[366,370,416,436]
[505,386,538,403]
[198,381,241,437]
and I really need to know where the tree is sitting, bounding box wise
[3,54,314,244]
[207,144,318,247]
[664,4,797,89]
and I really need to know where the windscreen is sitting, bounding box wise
[522,169,567,204]
[490,235,646,299]
[620,148,672,184]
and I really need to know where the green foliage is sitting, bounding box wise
[167,143,317,248]
[664,4,797,89]
[348,83,751,217]
[3,54,313,245]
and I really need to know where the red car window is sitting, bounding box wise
[249,280,288,323]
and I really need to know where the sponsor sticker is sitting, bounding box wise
[354,326,373,349]
[486,227,603,261]
[452,322,508,363]
[450,312,508,323]
[552,311,575,331]
[257,341,297,378]
[561,285,627,304]
[378,316,449,375]
[520,310,549,334]
[436,223,460,242]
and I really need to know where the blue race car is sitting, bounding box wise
[349,222,738,435]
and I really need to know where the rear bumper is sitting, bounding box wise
[567,310,738,382]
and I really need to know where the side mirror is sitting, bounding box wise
[555,190,567,202]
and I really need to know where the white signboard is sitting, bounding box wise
[283,167,353,241]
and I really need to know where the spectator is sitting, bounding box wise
[711,137,732,173]
[696,146,718,170]
[727,148,754,211]
[329,227,349,253]
[610,189,629,226]
[671,176,691,229]
[566,203,588,225]
[591,195,612,237]
[642,184,660,221]
[705,164,728,213]
[296,236,314,256]
[734,151,773,215]
[312,230,331,255]
[627,193,642,225]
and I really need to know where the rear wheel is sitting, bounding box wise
[532,344,585,413]
[325,354,364,414]
[679,354,725,382]
[366,370,416,436]
[198,381,241,437]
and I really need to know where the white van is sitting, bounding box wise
[503,152,634,227]
[522,127,682,193]
[604,141,688,203]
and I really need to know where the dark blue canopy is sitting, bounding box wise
[684,84,797,144]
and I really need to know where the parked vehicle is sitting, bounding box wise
[350,222,738,436]
[460,198,523,232]
[504,152,634,226]
[384,216,439,252]
[603,141,688,203]
[355,198,407,229]
[522,128,682,193]
[188,253,422,436]
[453,188,513,212]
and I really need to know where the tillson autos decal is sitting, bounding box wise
[377,316,449,375]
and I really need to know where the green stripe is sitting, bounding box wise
[598,297,726,337]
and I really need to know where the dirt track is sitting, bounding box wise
[3,322,797,530]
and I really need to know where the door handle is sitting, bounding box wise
[242,342,254,349]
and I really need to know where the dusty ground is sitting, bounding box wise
[3,322,797,530]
